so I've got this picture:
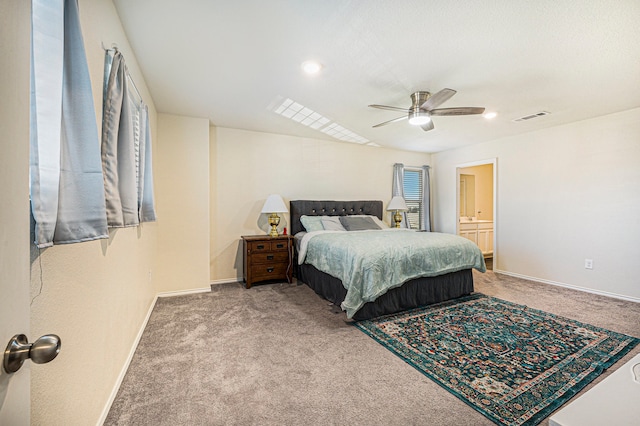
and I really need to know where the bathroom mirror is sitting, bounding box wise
[459,174,475,218]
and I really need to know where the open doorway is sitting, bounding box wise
[456,159,496,271]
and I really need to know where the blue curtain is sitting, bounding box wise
[421,165,431,231]
[30,0,108,248]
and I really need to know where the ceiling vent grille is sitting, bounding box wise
[513,111,550,122]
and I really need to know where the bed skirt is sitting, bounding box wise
[297,264,474,320]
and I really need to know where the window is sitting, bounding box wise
[393,163,430,231]
[103,49,144,189]
[403,167,423,230]
[102,49,156,227]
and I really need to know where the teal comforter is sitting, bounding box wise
[300,229,485,318]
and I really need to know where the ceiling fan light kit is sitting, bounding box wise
[408,111,431,125]
[369,88,485,132]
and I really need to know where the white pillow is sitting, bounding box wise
[300,215,324,232]
[321,216,346,231]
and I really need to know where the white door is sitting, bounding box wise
[0,1,32,424]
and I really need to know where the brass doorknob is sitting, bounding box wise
[3,334,61,374]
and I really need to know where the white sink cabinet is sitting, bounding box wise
[459,220,493,256]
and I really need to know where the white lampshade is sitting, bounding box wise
[261,194,288,213]
[387,196,408,211]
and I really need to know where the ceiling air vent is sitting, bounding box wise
[513,111,550,122]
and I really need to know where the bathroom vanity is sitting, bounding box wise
[459,219,493,256]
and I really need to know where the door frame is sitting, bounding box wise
[456,158,497,267]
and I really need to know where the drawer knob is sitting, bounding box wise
[267,267,274,273]
[257,244,265,249]
[267,255,274,260]
[276,244,284,249]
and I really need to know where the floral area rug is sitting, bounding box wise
[354,293,639,425]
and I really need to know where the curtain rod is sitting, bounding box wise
[101,42,143,103]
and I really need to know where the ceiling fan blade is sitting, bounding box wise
[368,104,410,113]
[430,107,485,116]
[420,120,435,132]
[420,88,456,111]
[373,115,407,128]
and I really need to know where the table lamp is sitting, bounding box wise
[387,196,408,228]
[261,194,288,237]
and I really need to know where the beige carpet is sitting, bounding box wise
[105,271,640,425]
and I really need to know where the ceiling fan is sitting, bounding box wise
[368,88,485,132]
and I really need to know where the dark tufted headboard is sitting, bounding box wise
[290,200,383,235]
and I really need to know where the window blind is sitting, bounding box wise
[403,168,423,230]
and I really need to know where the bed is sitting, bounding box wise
[291,200,485,320]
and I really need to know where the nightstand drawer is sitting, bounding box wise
[249,263,288,281]
[270,240,289,251]
[248,240,289,252]
[250,251,289,264]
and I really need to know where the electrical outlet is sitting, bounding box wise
[584,259,593,270]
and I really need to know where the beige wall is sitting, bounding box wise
[433,108,640,300]
[29,1,160,424]
[0,1,31,424]
[459,164,493,220]
[210,127,432,282]
[156,114,211,293]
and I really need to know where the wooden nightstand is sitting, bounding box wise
[242,235,293,288]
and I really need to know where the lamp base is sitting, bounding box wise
[268,213,280,237]
[393,211,402,228]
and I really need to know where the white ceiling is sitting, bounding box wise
[113,0,640,153]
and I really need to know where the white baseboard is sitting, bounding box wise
[210,278,241,286]
[493,269,640,304]
[157,287,211,297]
[97,294,158,426]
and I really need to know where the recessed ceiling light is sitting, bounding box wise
[301,60,322,74]
[483,112,497,119]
